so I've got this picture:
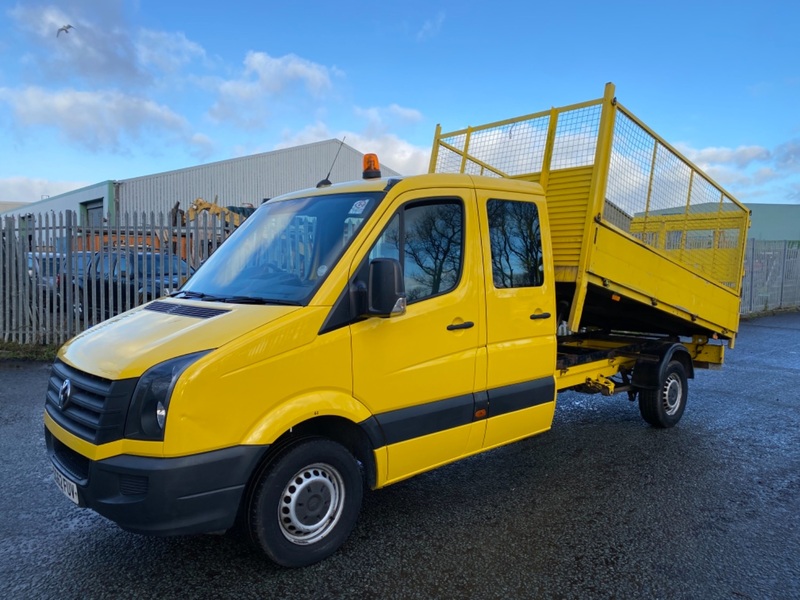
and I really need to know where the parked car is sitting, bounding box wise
[77,249,193,320]
[27,251,65,311]
[56,251,94,318]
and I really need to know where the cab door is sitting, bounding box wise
[350,189,486,485]
[477,192,558,449]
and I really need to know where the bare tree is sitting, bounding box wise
[487,200,542,288]
[404,203,462,300]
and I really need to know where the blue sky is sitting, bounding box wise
[1,0,798,205]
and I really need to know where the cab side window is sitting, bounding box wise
[487,199,544,288]
[367,199,464,303]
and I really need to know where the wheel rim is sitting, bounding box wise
[662,373,683,416]
[277,462,345,545]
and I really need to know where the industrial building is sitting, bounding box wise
[0,139,400,225]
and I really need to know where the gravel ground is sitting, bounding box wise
[1,312,798,599]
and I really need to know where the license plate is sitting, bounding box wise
[52,465,79,505]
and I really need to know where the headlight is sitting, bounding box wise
[124,351,210,441]
[156,400,167,429]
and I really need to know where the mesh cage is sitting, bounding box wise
[550,105,601,170]
[606,110,748,292]
[433,105,603,177]
[434,113,551,177]
[432,95,748,296]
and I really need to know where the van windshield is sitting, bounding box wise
[179,191,384,305]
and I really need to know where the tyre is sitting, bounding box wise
[638,360,688,428]
[247,438,363,568]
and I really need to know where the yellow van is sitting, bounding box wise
[45,168,564,566]
[45,85,748,567]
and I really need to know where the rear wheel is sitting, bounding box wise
[247,438,363,567]
[638,360,688,428]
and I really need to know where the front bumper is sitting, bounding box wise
[46,429,268,536]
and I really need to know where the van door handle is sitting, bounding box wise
[530,312,551,320]
[447,321,474,331]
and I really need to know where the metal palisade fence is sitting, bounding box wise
[741,240,800,314]
[1,210,799,345]
[1,210,235,345]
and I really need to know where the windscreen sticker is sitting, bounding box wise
[349,200,370,215]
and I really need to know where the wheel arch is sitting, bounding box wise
[242,390,376,445]
[266,415,378,489]
[632,342,694,390]
[235,415,379,539]
[235,388,385,521]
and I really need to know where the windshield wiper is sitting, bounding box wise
[172,290,301,306]
[221,295,302,306]
[170,290,226,301]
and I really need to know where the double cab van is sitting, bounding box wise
[45,84,749,566]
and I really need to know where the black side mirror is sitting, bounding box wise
[367,258,406,317]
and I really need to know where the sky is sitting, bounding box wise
[0,0,799,206]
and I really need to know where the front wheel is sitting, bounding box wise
[638,360,688,428]
[247,438,363,568]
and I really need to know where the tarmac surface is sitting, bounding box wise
[1,312,798,599]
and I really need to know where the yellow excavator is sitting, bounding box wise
[171,197,256,228]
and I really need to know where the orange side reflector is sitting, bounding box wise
[474,408,487,419]
[611,294,621,302]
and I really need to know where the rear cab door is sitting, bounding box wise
[475,186,558,448]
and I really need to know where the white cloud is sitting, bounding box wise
[387,104,424,123]
[0,176,89,204]
[417,12,446,41]
[188,133,214,159]
[355,104,423,132]
[136,30,206,73]
[677,143,770,169]
[0,86,211,157]
[244,51,333,96]
[9,4,69,37]
[315,102,430,174]
[9,2,149,86]
[274,122,332,149]
[701,165,754,188]
[208,51,336,127]
[672,140,800,203]
[276,122,430,175]
[774,139,800,173]
[357,133,429,175]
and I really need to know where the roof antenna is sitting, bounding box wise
[316,137,346,188]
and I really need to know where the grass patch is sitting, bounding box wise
[0,340,59,362]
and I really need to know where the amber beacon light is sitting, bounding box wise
[362,153,381,179]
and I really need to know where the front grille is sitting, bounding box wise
[45,360,138,444]
[49,432,90,481]
[145,301,229,319]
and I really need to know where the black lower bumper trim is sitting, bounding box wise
[46,429,268,536]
